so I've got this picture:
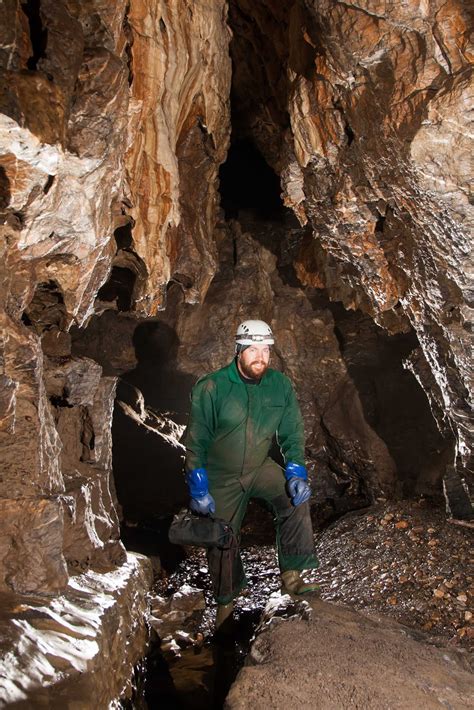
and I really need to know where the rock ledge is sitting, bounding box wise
[0,552,152,708]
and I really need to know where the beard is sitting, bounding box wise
[238,357,269,380]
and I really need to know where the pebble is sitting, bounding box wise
[314,501,473,652]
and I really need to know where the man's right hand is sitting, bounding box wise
[186,467,216,516]
[190,493,216,515]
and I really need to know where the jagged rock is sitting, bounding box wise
[43,355,102,406]
[0,319,64,500]
[164,216,398,506]
[149,584,206,639]
[124,0,231,314]
[227,0,473,485]
[0,497,68,594]
[0,553,152,707]
[0,0,472,702]
[443,465,474,520]
[41,327,72,358]
[56,375,126,569]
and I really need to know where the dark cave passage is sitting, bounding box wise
[218,138,285,220]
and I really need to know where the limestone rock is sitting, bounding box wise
[0,553,152,707]
[44,356,102,406]
[166,215,398,505]
[124,0,231,314]
[0,318,63,499]
[228,0,474,488]
[0,498,68,594]
[226,597,474,709]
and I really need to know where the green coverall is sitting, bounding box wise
[185,359,318,604]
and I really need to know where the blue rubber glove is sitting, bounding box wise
[287,477,311,506]
[186,467,216,515]
[284,461,308,482]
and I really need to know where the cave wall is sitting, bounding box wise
[227,0,473,484]
[0,0,231,594]
[0,0,471,598]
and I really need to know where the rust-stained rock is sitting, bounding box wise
[227,0,474,488]
[0,0,472,701]
[0,1,129,327]
[0,0,231,597]
[124,0,231,314]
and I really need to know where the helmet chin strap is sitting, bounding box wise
[235,343,250,356]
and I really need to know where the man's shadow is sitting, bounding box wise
[112,321,195,568]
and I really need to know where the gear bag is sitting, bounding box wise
[168,509,236,549]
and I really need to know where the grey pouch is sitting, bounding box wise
[168,509,236,549]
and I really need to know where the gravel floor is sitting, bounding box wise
[315,499,473,651]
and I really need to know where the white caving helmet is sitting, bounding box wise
[235,320,274,352]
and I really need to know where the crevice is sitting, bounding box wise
[50,393,74,409]
[97,266,136,312]
[123,4,134,86]
[344,121,355,146]
[22,280,66,334]
[374,213,385,234]
[114,222,134,250]
[21,0,48,71]
[43,175,55,195]
[0,166,10,209]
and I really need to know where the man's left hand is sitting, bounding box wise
[287,477,311,506]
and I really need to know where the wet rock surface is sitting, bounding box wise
[0,553,152,708]
[227,0,474,485]
[0,1,472,706]
[316,499,474,649]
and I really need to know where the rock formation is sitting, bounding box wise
[226,0,473,500]
[0,0,472,702]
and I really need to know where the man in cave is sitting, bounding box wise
[184,319,319,629]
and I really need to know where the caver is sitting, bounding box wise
[184,320,319,630]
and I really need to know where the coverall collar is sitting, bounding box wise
[227,358,270,386]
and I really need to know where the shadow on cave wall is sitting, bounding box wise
[112,321,194,527]
[326,301,455,497]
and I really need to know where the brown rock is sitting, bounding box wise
[44,356,102,406]
[0,498,68,593]
[395,521,409,530]
[41,328,72,358]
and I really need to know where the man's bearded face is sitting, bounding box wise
[237,344,270,379]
